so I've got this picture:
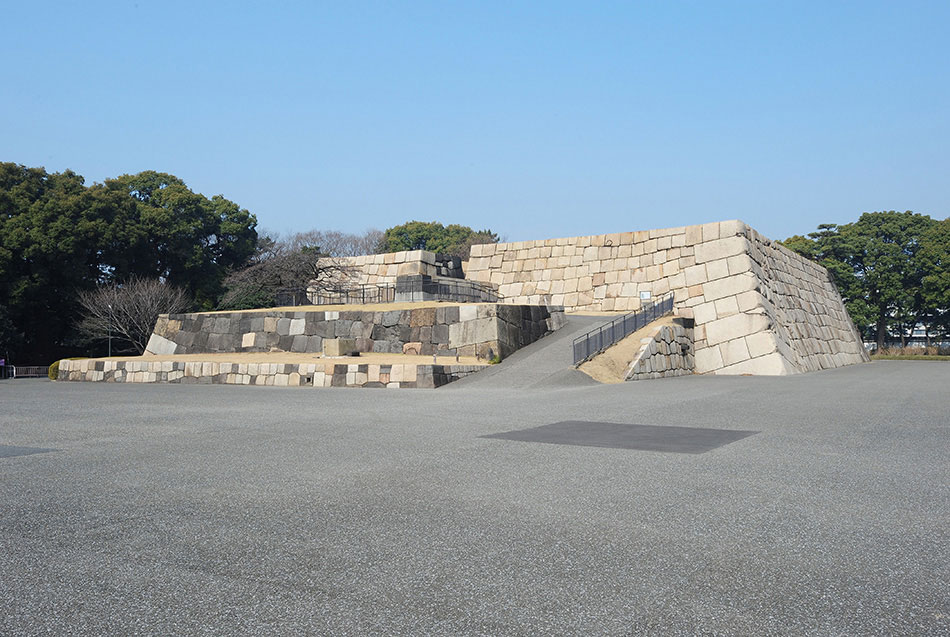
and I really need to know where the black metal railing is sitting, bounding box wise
[572,293,674,365]
[274,278,499,306]
[395,276,499,303]
[308,285,397,305]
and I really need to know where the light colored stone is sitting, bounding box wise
[324,338,357,356]
[704,312,770,346]
[145,333,178,356]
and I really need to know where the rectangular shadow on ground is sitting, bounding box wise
[481,421,758,454]
[0,445,58,459]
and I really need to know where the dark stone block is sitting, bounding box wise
[420,342,436,356]
[291,335,309,352]
[334,320,353,337]
[380,365,392,374]
[443,306,459,323]
[276,318,291,336]
[433,324,449,343]
[363,381,385,388]
[357,364,368,373]
[400,381,416,388]
[409,326,422,342]
[177,331,196,349]
[334,364,347,375]
[356,338,373,352]
[308,335,323,351]
[372,341,391,353]
[313,322,334,338]
[331,373,347,387]
[278,335,294,351]
[397,326,412,342]
[371,325,389,340]
[419,326,432,343]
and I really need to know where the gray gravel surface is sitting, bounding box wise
[1,361,948,635]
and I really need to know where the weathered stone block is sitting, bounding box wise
[324,338,357,357]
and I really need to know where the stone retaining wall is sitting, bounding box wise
[146,304,564,362]
[335,250,441,287]
[57,358,483,389]
[460,220,868,375]
[624,321,695,381]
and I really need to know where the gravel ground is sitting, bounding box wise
[0,361,947,635]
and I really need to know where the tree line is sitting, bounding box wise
[782,211,949,349]
[0,163,501,363]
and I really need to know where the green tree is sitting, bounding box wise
[919,218,950,341]
[98,171,257,307]
[782,211,945,348]
[0,163,258,362]
[381,221,499,258]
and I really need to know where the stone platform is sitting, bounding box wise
[57,353,486,389]
[338,220,870,376]
[146,301,564,362]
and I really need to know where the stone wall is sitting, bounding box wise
[624,321,695,381]
[146,304,564,362]
[336,250,441,287]
[462,221,868,375]
[335,220,868,375]
[57,358,482,389]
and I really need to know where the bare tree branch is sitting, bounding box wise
[77,278,191,354]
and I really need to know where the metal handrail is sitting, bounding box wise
[572,293,674,366]
[1,365,49,379]
[276,279,500,306]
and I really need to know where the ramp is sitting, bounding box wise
[447,314,606,389]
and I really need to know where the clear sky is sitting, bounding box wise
[3,1,948,242]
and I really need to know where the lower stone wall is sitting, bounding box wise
[147,304,564,362]
[624,321,695,381]
[58,358,483,389]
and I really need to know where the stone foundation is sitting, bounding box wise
[57,358,483,389]
[147,303,565,362]
[338,220,869,376]
[624,321,695,381]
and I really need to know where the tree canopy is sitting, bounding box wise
[781,211,949,348]
[0,163,257,363]
[380,221,499,259]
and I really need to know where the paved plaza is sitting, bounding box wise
[1,362,947,635]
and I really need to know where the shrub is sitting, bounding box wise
[48,360,60,380]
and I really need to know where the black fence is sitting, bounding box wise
[274,278,499,306]
[572,293,675,366]
[310,285,397,305]
[395,276,499,303]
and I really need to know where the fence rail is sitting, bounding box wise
[395,277,499,303]
[572,293,674,366]
[275,279,499,306]
[1,365,49,379]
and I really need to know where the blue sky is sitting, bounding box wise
[3,1,948,242]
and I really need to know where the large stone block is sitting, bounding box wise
[704,312,770,346]
[324,338,357,357]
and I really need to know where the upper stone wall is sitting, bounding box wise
[337,250,441,287]
[465,222,745,312]
[464,220,868,375]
